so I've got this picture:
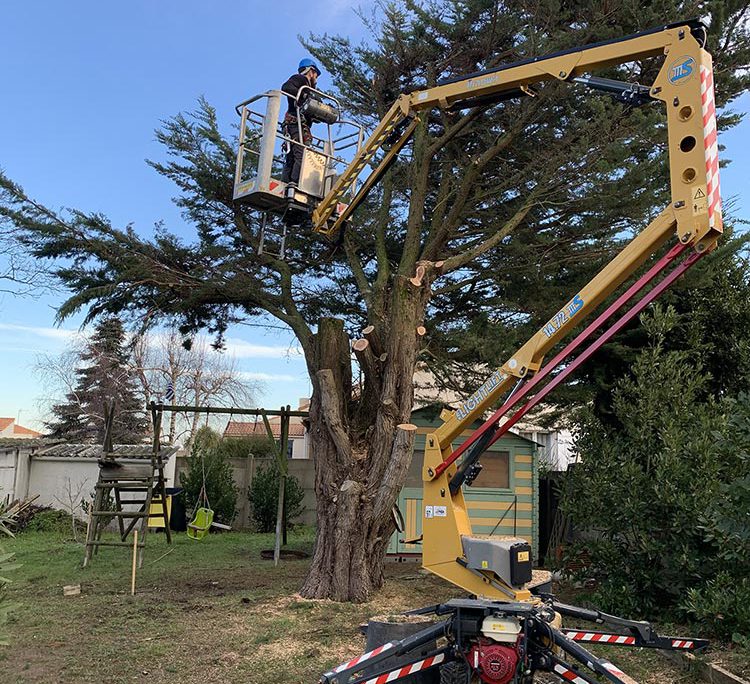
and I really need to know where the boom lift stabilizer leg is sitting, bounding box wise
[322,599,708,684]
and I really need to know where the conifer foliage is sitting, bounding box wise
[46,317,148,443]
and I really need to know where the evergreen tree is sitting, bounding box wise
[561,306,750,631]
[2,2,749,600]
[46,317,148,443]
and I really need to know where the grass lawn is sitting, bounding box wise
[0,530,739,683]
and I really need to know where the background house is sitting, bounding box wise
[0,417,43,439]
[222,398,309,459]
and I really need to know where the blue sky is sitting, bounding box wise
[0,2,748,430]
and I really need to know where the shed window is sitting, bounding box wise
[470,451,510,489]
[404,450,424,488]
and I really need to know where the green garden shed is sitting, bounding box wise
[388,407,541,561]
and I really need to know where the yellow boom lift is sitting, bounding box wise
[236,19,722,684]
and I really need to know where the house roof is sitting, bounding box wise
[36,443,180,460]
[0,437,53,449]
[0,417,44,438]
[13,424,43,437]
[224,420,306,439]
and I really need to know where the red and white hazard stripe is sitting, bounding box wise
[563,631,636,645]
[602,660,628,679]
[671,639,694,649]
[553,663,590,684]
[700,63,721,228]
[331,642,397,674]
[362,653,446,684]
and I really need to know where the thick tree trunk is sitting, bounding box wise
[300,270,434,602]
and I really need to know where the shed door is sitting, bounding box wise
[388,488,423,554]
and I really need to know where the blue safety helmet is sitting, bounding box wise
[298,58,322,77]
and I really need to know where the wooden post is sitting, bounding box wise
[273,407,291,566]
[282,487,288,546]
[243,449,252,529]
[274,476,286,567]
[131,530,138,595]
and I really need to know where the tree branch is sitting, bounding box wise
[440,193,539,273]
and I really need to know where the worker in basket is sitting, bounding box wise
[281,58,322,186]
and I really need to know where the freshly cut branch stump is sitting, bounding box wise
[364,614,440,684]
[409,265,427,287]
[353,338,378,382]
[362,325,384,357]
[416,326,427,337]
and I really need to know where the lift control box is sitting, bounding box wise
[462,536,533,588]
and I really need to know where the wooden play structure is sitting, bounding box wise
[83,401,178,567]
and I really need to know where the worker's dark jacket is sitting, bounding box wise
[280,73,314,184]
[281,73,314,127]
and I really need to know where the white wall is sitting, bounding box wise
[291,435,307,459]
[517,428,576,471]
[28,457,101,513]
[0,448,16,500]
[25,456,176,516]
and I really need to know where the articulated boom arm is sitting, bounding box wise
[427,20,722,451]
[409,20,723,601]
[316,21,723,684]
[313,20,720,241]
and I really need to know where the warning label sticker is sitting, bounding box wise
[692,186,708,216]
[434,506,447,517]
[424,506,433,519]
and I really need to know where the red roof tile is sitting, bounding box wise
[13,424,43,437]
[223,420,306,438]
[0,418,44,437]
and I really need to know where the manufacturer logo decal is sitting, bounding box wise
[455,369,506,420]
[668,56,696,84]
[543,294,584,338]
[467,74,500,89]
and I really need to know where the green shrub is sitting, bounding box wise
[180,427,238,525]
[561,307,750,621]
[22,509,72,534]
[683,573,750,640]
[248,463,305,533]
[223,434,277,460]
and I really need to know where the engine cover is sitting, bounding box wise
[469,638,520,684]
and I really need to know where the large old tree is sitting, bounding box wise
[2,1,749,600]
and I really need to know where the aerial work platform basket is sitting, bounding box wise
[233,87,364,235]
